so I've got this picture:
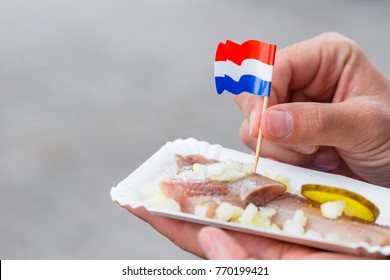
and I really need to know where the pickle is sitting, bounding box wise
[301,184,379,222]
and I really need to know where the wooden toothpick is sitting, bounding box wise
[253,96,269,173]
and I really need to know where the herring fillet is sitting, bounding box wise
[267,193,390,246]
[161,154,287,215]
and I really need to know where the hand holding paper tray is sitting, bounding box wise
[111,138,390,257]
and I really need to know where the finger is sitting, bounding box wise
[235,32,356,138]
[234,31,334,117]
[241,118,320,156]
[240,119,339,171]
[261,141,339,171]
[123,205,206,258]
[198,227,316,260]
[215,229,369,260]
[236,31,340,115]
[262,98,386,150]
[271,32,356,102]
[234,93,277,138]
[239,119,256,151]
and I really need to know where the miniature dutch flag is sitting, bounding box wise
[214,40,277,96]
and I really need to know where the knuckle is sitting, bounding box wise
[319,32,345,42]
[305,105,329,135]
[318,32,360,62]
[318,32,355,47]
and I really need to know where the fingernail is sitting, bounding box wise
[314,150,339,170]
[249,110,257,137]
[267,110,292,138]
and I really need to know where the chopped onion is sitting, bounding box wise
[283,219,305,235]
[238,203,258,225]
[321,200,346,219]
[194,205,209,218]
[215,202,243,221]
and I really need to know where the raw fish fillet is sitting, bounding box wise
[266,193,390,246]
[161,154,287,215]
[176,154,218,169]
[160,154,390,247]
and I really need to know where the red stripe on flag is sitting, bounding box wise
[215,40,277,66]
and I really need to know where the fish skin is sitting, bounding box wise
[161,154,287,217]
[224,174,287,206]
[160,178,243,215]
[160,175,287,217]
[175,154,218,169]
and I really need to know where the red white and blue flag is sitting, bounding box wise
[215,40,277,96]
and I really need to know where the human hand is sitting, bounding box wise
[123,33,390,260]
[197,226,380,260]
[234,33,390,187]
[124,205,206,258]
[125,205,374,260]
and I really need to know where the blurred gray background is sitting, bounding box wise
[1,0,390,259]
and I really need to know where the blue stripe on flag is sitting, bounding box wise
[215,75,271,96]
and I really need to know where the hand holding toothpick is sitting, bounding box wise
[214,39,277,173]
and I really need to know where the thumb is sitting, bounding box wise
[262,99,373,150]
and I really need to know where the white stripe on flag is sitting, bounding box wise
[214,59,274,82]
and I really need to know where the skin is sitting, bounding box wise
[127,33,390,260]
[126,205,377,259]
